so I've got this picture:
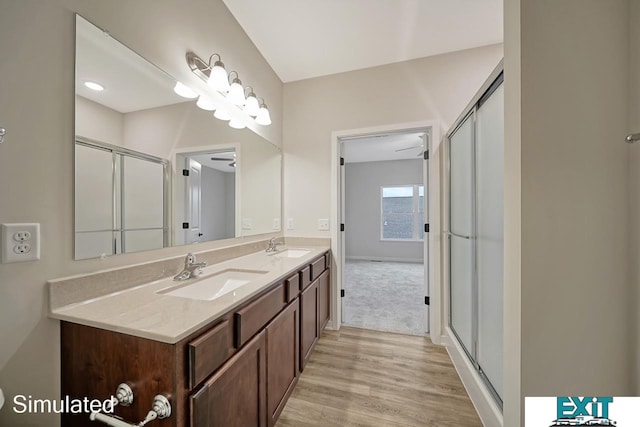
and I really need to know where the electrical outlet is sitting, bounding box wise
[273,218,281,230]
[242,218,252,230]
[2,223,40,263]
[318,219,330,231]
[14,243,31,254]
[287,218,295,230]
[13,231,31,242]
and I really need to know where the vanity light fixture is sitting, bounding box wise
[214,108,231,121]
[196,95,216,111]
[227,72,246,106]
[84,81,104,91]
[244,87,260,117]
[174,81,198,99]
[255,99,272,126]
[186,51,271,126]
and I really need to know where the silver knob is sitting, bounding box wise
[0,128,5,144]
[152,395,171,419]
[115,383,133,406]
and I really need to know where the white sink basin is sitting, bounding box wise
[274,249,311,258]
[159,269,268,301]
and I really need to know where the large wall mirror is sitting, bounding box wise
[74,15,281,260]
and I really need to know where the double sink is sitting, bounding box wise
[157,249,311,302]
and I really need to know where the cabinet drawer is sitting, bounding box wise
[235,284,285,348]
[188,318,235,389]
[299,266,311,290]
[285,273,300,303]
[310,256,326,282]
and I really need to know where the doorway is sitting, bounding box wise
[174,149,238,246]
[338,130,430,335]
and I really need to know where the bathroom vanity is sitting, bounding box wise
[50,245,331,427]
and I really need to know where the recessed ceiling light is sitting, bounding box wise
[84,81,104,91]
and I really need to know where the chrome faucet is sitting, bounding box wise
[265,238,284,253]
[174,253,207,281]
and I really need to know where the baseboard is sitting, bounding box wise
[345,256,423,263]
[325,320,335,330]
[443,328,503,427]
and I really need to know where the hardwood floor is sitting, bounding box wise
[275,327,482,427]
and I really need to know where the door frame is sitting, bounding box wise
[330,120,442,344]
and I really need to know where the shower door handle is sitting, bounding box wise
[446,231,471,240]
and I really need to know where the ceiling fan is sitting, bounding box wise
[394,134,427,157]
[210,156,236,168]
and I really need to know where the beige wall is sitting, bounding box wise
[630,0,640,395]
[0,1,281,425]
[504,0,633,425]
[76,96,124,146]
[503,0,522,423]
[282,44,503,238]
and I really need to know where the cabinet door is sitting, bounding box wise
[191,331,267,427]
[300,280,319,370]
[266,300,299,427]
[317,269,330,332]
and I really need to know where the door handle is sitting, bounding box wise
[198,233,203,237]
[446,231,471,240]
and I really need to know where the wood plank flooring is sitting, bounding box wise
[275,327,482,427]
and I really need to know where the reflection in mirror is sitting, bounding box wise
[74,15,281,260]
[176,149,236,246]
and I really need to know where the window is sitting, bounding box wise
[381,185,424,241]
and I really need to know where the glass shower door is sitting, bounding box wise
[447,73,504,406]
[476,83,504,400]
[449,113,475,357]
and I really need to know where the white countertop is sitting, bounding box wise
[49,245,329,344]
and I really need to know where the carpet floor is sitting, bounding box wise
[343,260,426,336]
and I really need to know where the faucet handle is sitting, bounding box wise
[186,253,196,264]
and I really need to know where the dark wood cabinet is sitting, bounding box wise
[318,269,330,332]
[300,279,319,370]
[266,300,299,427]
[190,331,267,427]
[299,254,331,371]
[61,251,330,427]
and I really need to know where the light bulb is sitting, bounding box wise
[227,77,246,106]
[84,81,104,91]
[214,108,231,121]
[255,103,272,126]
[229,118,246,129]
[208,61,230,92]
[196,96,216,111]
[173,81,198,99]
[244,93,260,117]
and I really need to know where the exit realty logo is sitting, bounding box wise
[526,397,640,426]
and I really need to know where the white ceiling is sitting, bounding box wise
[76,16,187,113]
[223,0,503,82]
[342,132,427,163]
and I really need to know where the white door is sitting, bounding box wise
[185,158,202,244]
[422,134,430,333]
[339,143,346,322]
